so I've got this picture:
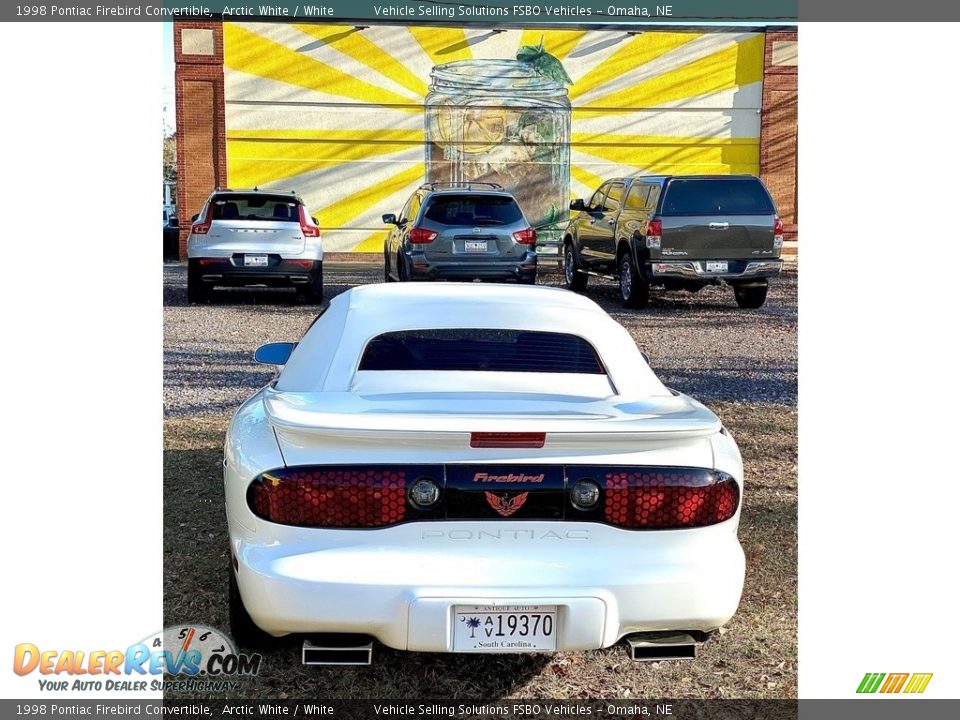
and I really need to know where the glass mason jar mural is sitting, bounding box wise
[425,54,571,237]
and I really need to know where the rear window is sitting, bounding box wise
[422,195,523,226]
[358,329,605,374]
[210,195,300,222]
[661,178,774,216]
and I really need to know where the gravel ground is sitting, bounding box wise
[163,263,796,417]
[163,262,797,699]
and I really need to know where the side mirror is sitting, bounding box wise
[569,199,585,212]
[311,217,319,226]
[640,351,651,365]
[191,213,199,222]
[254,342,296,365]
[382,213,397,225]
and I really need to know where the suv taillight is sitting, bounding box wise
[191,206,212,235]
[299,206,320,238]
[408,227,438,244]
[774,216,784,249]
[513,228,537,245]
[602,468,739,529]
[645,219,662,249]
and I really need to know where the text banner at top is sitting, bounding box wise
[5,1,798,24]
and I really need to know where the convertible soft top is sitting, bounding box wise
[275,283,672,397]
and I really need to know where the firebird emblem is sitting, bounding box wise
[485,492,529,517]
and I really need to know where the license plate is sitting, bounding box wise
[244,254,268,267]
[705,261,728,272]
[464,241,487,253]
[453,605,557,653]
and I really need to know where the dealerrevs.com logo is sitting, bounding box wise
[13,626,261,693]
[857,672,933,694]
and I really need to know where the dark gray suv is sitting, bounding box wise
[564,175,783,309]
[382,183,537,284]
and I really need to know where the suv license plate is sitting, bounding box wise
[453,605,557,653]
[464,241,487,253]
[705,261,728,272]
[245,255,268,267]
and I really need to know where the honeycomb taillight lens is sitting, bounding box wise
[602,469,739,529]
[248,467,411,528]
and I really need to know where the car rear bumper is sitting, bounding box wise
[231,520,745,652]
[189,257,320,286]
[406,252,537,282]
[644,259,782,283]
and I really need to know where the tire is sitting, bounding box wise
[564,243,587,292]
[228,564,280,651]
[519,271,537,285]
[384,251,394,282]
[303,263,324,303]
[618,252,650,309]
[397,252,408,282]
[186,263,210,304]
[733,280,768,309]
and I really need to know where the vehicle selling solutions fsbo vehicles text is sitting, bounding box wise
[372,5,594,18]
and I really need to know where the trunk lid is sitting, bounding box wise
[203,219,306,255]
[262,386,720,468]
[425,227,520,263]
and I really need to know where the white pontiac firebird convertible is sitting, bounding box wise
[224,283,745,664]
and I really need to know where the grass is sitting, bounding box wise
[163,402,796,699]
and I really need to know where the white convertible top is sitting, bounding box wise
[275,283,671,398]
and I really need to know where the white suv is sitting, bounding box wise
[186,189,323,303]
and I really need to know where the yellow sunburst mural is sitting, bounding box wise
[223,23,764,252]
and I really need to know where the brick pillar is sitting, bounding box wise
[174,22,227,260]
[759,30,798,257]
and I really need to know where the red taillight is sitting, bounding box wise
[408,227,438,244]
[513,228,537,245]
[191,206,212,235]
[248,467,407,528]
[284,259,314,269]
[645,219,662,249]
[299,206,320,238]
[774,217,784,235]
[470,432,546,448]
[602,469,738,529]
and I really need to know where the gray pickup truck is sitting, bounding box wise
[562,175,783,309]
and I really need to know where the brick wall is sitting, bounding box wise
[174,22,227,259]
[760,30,799,256]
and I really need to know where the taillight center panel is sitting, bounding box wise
[246,464,739,531]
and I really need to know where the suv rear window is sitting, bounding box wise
[210,195,300,222]
[359,329,604,374]
[422,195,523,226]
[661,178,774,216]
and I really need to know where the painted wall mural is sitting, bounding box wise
[223,23,764,252]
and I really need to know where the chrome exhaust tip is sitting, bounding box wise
[625,633,697,662]
[302,635,373,666]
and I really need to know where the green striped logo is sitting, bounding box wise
[857,672,932,694]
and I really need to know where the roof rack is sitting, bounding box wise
[420,181,504,191]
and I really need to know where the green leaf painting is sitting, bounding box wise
[517,38,573,86]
